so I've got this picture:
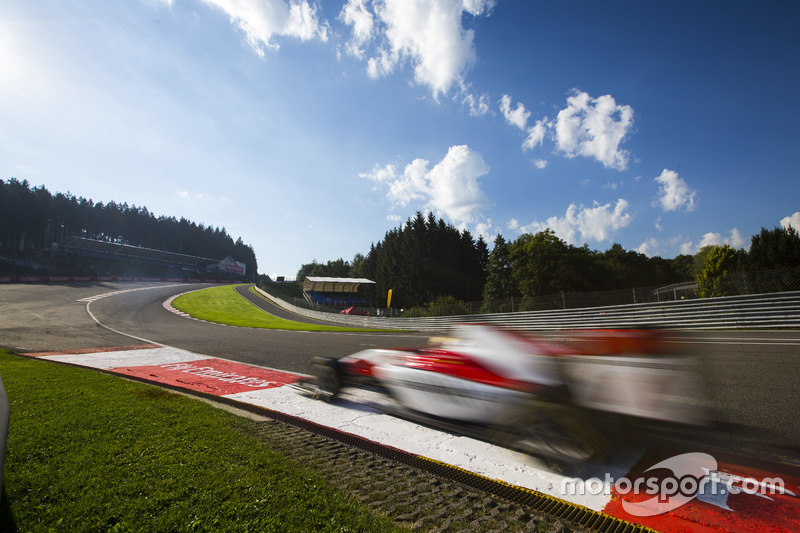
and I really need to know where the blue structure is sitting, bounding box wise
[302,276,375,309]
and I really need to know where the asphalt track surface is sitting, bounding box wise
[0,282,429,375]
[2,281,800,466]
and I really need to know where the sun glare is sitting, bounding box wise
[0,23,34,91]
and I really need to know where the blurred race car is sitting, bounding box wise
[294,323,704,464]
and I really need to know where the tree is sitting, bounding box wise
[295,258,351,281]
[561,244,603,292]
[482,235,517,301]
[748,225,800,269]
[0,179,258,278]
[600,243,670,289]
[349,253,367,278]
[508,230,568,298]
[671,254,696,281]
[354,212,487,308]
[696,244,738,297]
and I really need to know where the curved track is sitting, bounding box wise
[0,282,428,375]
[2,281,800,461]
[232,284,338,326]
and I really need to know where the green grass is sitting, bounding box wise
[0,351,401,532]
[170,284,381,332]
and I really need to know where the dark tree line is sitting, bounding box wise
[296,212,800,309]
[488,225,800,301]
[296,258,352,281]
[297,212,488,308]
[358,212,488,308]
[483,230,689,301]
[748,225,800,269]
[695,225,800,297]
[0,178,257,275]
[299,215,688,308]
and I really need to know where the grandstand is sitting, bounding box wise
[53,236,246,278]
[302,276,375,308]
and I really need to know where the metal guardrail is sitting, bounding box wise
[254,287,800,331]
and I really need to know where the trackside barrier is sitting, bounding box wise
[253,287,800,331]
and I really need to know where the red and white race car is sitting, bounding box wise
[295,323,704,463]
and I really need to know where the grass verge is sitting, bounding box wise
[170,284,383,332]
[0,351,400,532]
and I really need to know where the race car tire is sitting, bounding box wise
[312,357,342,402]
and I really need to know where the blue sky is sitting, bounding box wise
[2,0,799,279]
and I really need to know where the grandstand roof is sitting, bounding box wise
[302,276,375,293]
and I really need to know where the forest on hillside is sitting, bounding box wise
[0,178,257,277]
[293,211,800,311]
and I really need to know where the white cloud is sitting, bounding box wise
[465,93,490,116]
[698,232,723,248]
[514,199,633,244]
[366,48,395,78]
[554,90,634,170]
[781,211,800,230]
[342,0,494,98]
[361,145,491,224]
[339,0,374,59]
[462,0,493,12]
[522,119,549,151]
[473,218,499,243]
[654,169,697,212]
[202,0,328,56]
[427,145,491,221]
[360,162,397,184]
[730,228,746,248]
[679,240,695,255]
[694,228,746,251]
[460,82,490,116]
[388,158,429,205]
[636,237,660,257]
[497,95,549,153]
[532,158,547,169]
[499,94,530,130]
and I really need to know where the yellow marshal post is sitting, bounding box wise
[387,289,393,308]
